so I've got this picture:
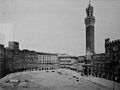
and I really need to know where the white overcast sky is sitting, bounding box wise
[0,0,120,56]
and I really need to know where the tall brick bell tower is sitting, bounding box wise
[85,1,95,59]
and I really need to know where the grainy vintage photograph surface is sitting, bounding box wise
[0,0,120,90]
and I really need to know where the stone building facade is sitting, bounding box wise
[91,38,120,83]
[92,53,106,78]
[4,48,14,74]
[0,41,59,78]
[59,55,78,70]
[78,56,86,73]
[37,53,59,70]
[0,44,4,78]
[105,38,120,82]
[13,50,38,72]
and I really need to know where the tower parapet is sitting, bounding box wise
[105,38,120,46]
[85,2,95,27]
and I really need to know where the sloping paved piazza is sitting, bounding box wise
[0,70,111,90]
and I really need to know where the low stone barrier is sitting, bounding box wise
[0,71,30,84]
[58,69,120,90]
[84,76,120,90]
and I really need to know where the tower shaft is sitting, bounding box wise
[85,2,95,55]
[86,26,94,54]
